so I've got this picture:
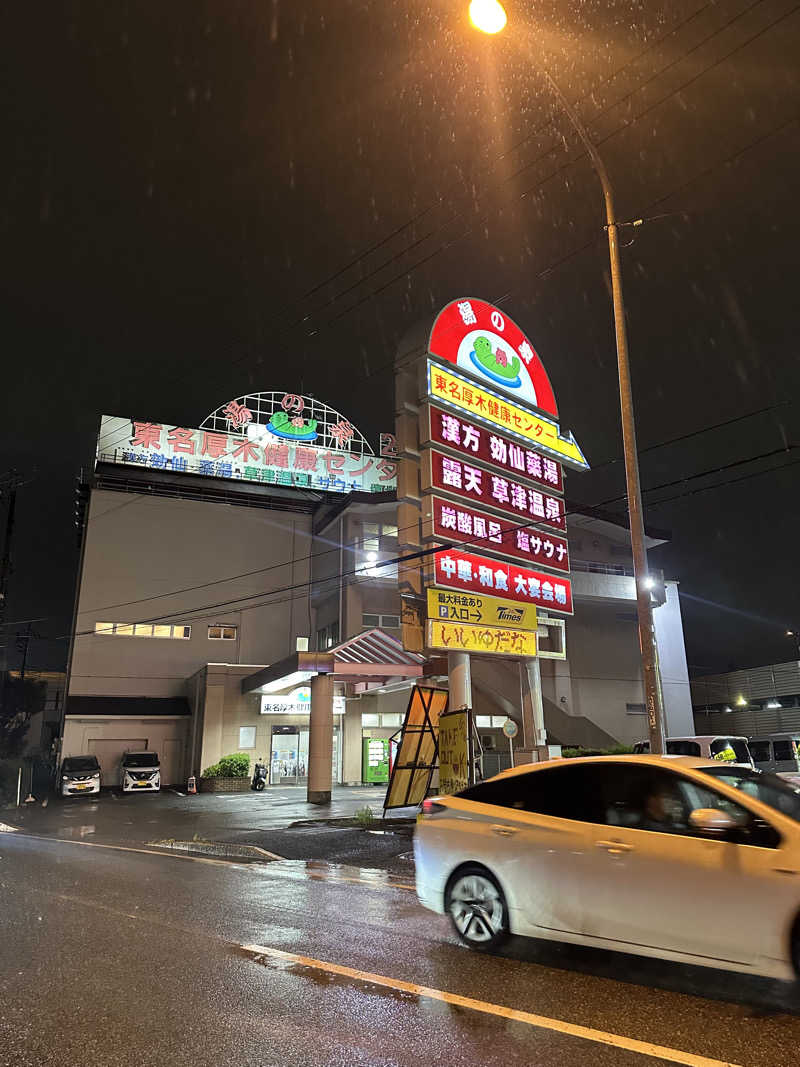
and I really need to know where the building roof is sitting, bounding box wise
[241,628,424,695]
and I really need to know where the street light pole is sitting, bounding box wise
[470,2,666,752]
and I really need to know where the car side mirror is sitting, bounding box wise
[689,807,738,835]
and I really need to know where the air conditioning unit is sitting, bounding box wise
[481,735,496,751]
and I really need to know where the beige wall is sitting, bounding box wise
[70,490,313,699]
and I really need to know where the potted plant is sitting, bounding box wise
[198,752,252,793]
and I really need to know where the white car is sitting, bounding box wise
[120,750,161,792]
[60,755,101,797]
[415,755,800,981]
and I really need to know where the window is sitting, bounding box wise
[749,741,772,763]
[208,625,237,640]
[239,726,256,749]
[361,713,379,727]
[626,703,646,715]
[700,765,800,827]
[666,740,702,757]
[773,740,797,762]
[94,621,190,639]
[362,613,399,629]
[296,636,309,652]
[709,738,751,764]
[476,715,507,728]
[381,713,401,728]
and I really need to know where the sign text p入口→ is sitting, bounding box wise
[426,587,539,632]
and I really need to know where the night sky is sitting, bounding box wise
[2,0,799,675]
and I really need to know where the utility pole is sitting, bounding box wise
[0,473,19,696]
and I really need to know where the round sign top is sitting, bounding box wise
[428,298,558,417]
[502,718,519,739]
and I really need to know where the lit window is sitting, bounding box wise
[93,621,189,639]
[380,713,401,727]
[362,614,380,628]
[361,713,379,727]
[476,716,493,728]
[208,625,237,640]
[239,726,256,749]
[382,525,398,539]
[296,636,309,651]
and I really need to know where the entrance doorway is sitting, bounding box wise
[268,723,342,786]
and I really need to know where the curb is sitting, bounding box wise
[150,839,283,861]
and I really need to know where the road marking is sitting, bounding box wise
[239,944,743,1067]
[6,832,251,867]
[0,822,19,833]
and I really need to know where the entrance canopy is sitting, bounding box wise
[241,628,425,696]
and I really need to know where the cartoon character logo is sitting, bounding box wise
[266,394,318,441]
[468,334,523,389]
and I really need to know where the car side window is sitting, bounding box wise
[675,776,781,849]
[749,741,771,763]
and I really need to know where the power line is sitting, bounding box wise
[43,443,797,644]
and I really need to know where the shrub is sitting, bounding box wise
[353,805,375,828]
[562,745,634,759]
[202,752,251,778]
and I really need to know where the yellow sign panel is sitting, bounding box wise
[427,588,538,632]
[427,619,537,658]
[438,709,470,796]
[428,362,588,470]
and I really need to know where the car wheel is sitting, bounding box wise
[445,866,509,951]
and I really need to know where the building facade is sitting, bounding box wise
[64,392,693,789]
[691,661,800,737]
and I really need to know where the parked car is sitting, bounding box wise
[415,754,800,981]
[60,755,101,797]
[632,734,754,767]
[750,734,800,782]
[120,750,161,792]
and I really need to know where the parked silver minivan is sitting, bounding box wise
[749,734,800,780]
[633,735,754,767]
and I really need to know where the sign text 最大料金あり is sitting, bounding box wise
[426,587,538,631]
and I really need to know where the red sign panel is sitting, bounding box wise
[428,298,558,417]
[426,404,563,494]
[433,548,573,615]
[426,449,565,531]
[429,496,570,573]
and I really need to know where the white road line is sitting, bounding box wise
[239,944,743,1067]
[0,822,19,833]
[6,832,250,867]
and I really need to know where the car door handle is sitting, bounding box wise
[596,840,634,855]
[491,824,518,837]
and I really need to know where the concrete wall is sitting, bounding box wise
[70,490,313,699]
[653,582,694,736]
[62,716,189,785]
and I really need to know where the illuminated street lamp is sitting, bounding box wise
[470,2,666,753]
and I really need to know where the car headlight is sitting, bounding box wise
[62,775,68,781]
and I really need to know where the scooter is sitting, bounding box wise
[251,759,268,791]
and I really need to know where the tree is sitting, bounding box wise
[0,675,46,759]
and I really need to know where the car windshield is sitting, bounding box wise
[699,766,800,824]
[62,757,99,773]
[709,738,752,764]
[123,753,159,768]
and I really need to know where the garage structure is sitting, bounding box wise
[61,698,190,786]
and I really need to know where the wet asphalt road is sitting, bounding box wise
[3,830,800,1066]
